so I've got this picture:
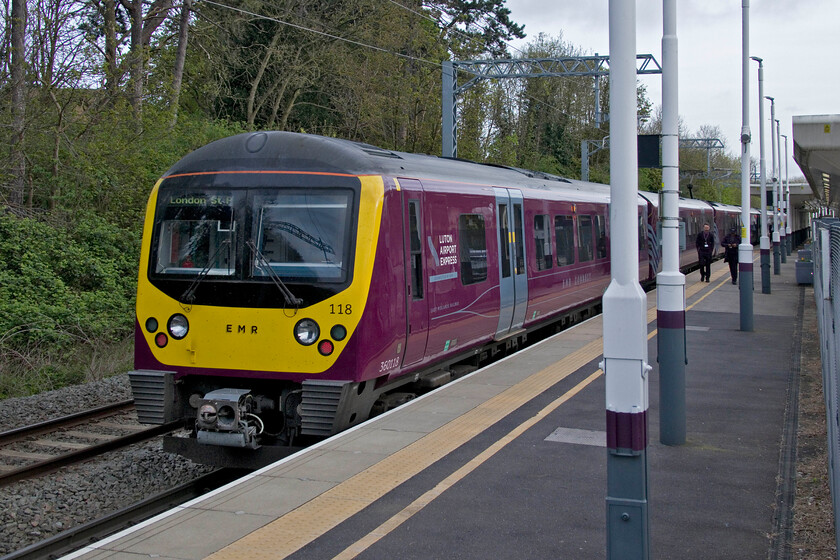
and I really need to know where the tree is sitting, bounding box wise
[168,0,191,128]
[424,0,524,57]
[122,0,174,129]
[508,34,597,176]
[102,0,119,97]
[8,0,26,208]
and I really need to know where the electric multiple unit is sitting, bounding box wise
[128,131,751,467]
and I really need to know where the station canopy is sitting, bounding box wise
[793,114,840,211]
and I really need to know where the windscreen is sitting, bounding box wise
[253,190,352,282]
[153,192,236,276]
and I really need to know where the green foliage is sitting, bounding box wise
[639,168,663,192]
[0,212,139,398]
[0,1,751,398]
[0,213,136,346]
[0,101,242,396]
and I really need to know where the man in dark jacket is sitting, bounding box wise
[695,223,715,282]
[722,227,741,284]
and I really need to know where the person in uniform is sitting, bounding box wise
[695,223,715,282]
[722,227,741,284]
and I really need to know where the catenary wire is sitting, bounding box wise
[199,0,442,68]
[196,0,583,137]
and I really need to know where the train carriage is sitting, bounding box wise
[128,131,740,467]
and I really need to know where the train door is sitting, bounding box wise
[399,178,429,366]
[494,188,528,339]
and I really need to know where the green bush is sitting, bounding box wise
[0,213,138,344]
[0,109,245,398]
[0,212,140,397]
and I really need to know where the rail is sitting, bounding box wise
[0,401,181,487]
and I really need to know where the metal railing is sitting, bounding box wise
[810,217,840,554]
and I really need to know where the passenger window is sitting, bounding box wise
[577,215,594,262]
[594,214,607,259]
[554,215,575,266]
[460,214,487,285]
[534,215,553,270]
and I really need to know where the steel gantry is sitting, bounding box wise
[680,138,725,177]
[580,137,724,182]
[442,54,662,158]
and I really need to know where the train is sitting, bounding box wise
[128,131,757,467]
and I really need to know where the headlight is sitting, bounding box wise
[168,314,189,339]
[198,404,217,427]
[217,405,237,429]
[294,319,320,346]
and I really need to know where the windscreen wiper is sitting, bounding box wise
[247,240,303,308]
[179,239,231,305]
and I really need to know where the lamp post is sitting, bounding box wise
[776,118,786,263]
[766,97,780,274]
[751,57,770,294]
[739,0,753,332]
[781,133,792,255]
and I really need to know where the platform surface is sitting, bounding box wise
[65,254,808,560]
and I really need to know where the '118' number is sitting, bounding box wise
[330,304,352,315]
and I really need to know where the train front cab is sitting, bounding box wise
[129,169,389,456]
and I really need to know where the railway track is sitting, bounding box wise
[1,468,245,560]
[0,400,181,487]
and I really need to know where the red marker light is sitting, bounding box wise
[318,340,334,356]
[155,333,168,348]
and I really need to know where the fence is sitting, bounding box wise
[811,217,840,554]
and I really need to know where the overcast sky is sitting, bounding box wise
[503,0,839,180]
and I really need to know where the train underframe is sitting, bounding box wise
[130,298,605,469]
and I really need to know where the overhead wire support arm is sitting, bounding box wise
[678,138,725,150]
[452,54,662,93]
[442,54,662,157]
[679,138,725,176]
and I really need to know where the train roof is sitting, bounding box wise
[164,131,622,205]
[637,191,658,207]
[708,202,741,213]
[678,198,715,210]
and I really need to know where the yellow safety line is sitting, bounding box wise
[331,369,604,560]
[333,262,740,559]
[209,343,605,559]
[207,257,741,560]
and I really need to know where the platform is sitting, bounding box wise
[64,253,808,559]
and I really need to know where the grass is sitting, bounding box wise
[0,337,133,399]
